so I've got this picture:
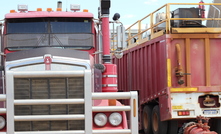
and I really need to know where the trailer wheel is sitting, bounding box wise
[152,105,168,134]
[142,105,153,134]
[167,120,178,134]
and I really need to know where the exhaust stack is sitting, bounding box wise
[57,1,62,9]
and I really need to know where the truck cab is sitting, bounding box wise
[4,7,95,53]
[0,2,138,134]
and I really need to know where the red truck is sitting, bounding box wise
[113,2,221,134]
[0,1,138,134]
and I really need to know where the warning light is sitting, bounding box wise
[83,9,88,12]
[47,8,53,12]
[10,10,16,13]
[178,111,190,116]
[37,8,42,11]
[57,8,62,11]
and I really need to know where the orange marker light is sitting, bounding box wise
[47,8,52,12]
[37,8,42,11]
[108,99,116,106]
[83,9,88,12]
[10,10,16,13]
[56,8,62,11]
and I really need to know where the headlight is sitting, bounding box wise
[109,112,122,126]
[94,113,107,127]
[0,116,5,129]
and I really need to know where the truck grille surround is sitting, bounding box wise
[14,77,85,131]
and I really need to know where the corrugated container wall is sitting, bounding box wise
[113,33,221,105]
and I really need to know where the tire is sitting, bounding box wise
[142,105,153,134]
[152,105,168,134]
[167,120,178,134]
[210,118,221,133]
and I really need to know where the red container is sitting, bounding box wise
[113,33,221,133]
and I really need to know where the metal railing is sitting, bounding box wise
[0,70,138,134]
[122,3,221,48]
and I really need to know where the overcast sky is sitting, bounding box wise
[0,0,214,28]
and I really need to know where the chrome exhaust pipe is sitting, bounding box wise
[57,1,62,8]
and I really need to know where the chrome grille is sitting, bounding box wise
[14,77,84,131]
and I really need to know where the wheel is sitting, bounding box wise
[210,118,221,133]
[167,120,178,134]
[152,105,168,134]
[142,105,153,134]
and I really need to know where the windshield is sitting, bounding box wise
[5,18,93,50]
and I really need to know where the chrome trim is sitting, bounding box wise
[3,69,139,134]
[14,99,85,105]
[12,71,84,78]
[102,84,117,87]
[5,56,91,70]
[102,75,117,78]
[14,115,85,121]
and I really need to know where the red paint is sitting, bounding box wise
[210,39,221,86]
[113,32,221,128]
[113,35,167,105]
[184,116,217,134]
[2,2,130,132]
[189,39,206,86]
[102,63,118,92]
[101,17,110,56]
[44,56,52,70]
[4,49,16,54]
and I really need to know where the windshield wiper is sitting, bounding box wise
[51,34,64,47]
[35,34,64,47]
[35,34,47,46]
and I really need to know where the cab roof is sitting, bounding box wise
[5,11,94,19]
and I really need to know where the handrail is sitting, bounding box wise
[121,3,221,49]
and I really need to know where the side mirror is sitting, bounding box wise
[116,25,126,49]
[113,13,120,21]
[114,25,126,59]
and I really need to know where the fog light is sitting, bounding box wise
[0,116,5,129]
[94,113,107,127]
[109,112,122,126]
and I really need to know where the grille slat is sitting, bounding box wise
[14,77,85,131]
